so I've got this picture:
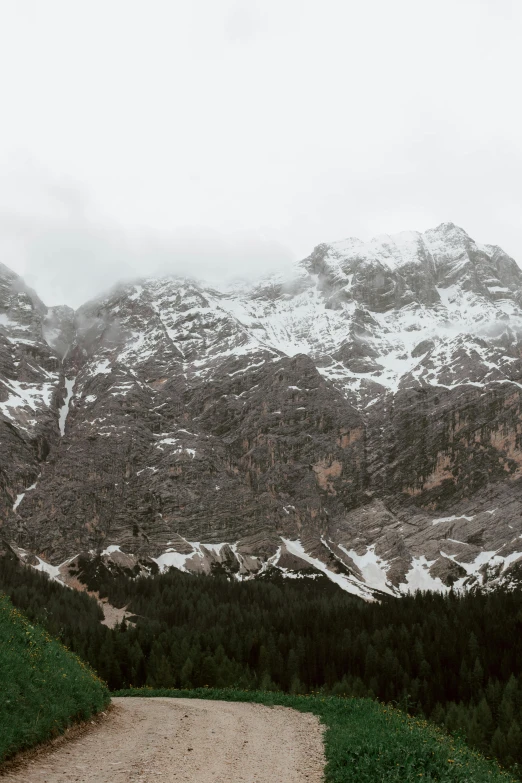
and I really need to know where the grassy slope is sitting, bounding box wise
[0,593,110,764]
[115,688,516,783]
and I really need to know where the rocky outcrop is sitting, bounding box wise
[0,264,65,530]
[3,223,522,598]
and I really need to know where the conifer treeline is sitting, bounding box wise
[1,553,522,774]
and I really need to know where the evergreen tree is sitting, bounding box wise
[4,551,522,775]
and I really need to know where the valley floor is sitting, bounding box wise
[1,697,325,783]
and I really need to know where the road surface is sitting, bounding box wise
[2,697,325,783]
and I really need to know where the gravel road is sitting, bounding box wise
[2,697,325,783]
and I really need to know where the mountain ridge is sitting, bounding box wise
[2,222,522,599]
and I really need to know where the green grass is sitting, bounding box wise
[0,593,110,764]
[114,687,516,782]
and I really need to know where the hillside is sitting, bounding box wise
[2,551,522,773]
[0,592,109,764]
[2,223,522,595]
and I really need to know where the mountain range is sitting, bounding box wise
[2,221,522,599]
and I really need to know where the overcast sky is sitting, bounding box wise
[0,0,521,307]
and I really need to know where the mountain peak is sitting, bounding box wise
[430,221,469,236]
[423,222,473,250]
[3,220,522,599]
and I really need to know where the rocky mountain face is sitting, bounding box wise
[3,222,522,599]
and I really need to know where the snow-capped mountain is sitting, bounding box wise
[3,222,522,599]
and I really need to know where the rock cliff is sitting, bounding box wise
[3,223,522,598]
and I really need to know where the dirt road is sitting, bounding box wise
[2,697,325,783]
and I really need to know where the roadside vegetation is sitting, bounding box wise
[115,687,516,783]
[0,592,110,764]
[2,551,522,775]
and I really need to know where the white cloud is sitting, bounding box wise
[0,167,294,307]
[0,0,521,306]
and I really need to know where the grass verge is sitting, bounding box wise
[114,687,516,782]
[0,593,110,764]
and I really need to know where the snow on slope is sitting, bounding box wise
[2,220,520,442]
[29,534,522,600]
[58,377,76,435]
[0,377,58,432]
[74,223,522,409]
